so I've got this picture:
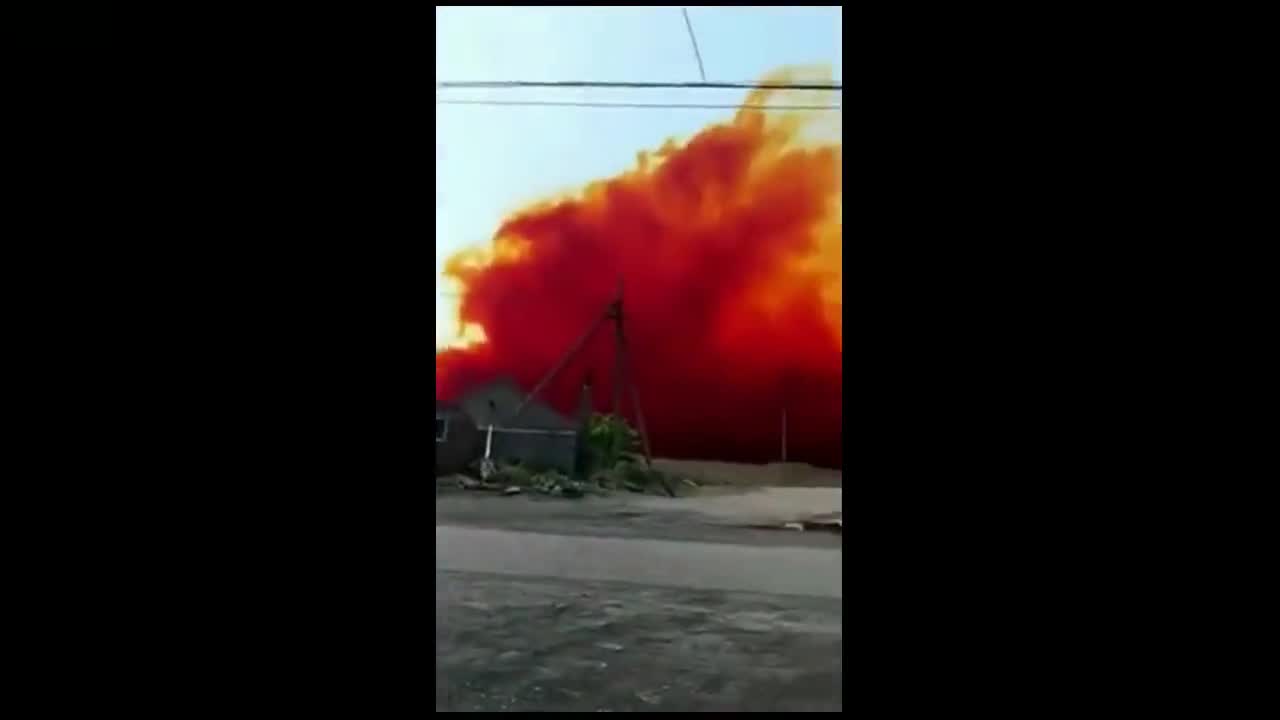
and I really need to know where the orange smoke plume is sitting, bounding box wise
[437,68,843,468]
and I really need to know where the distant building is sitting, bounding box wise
[436,378,583,476]
[454,378,573,429]
[435,401,481,476]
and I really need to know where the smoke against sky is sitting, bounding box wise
[437,68,842,468]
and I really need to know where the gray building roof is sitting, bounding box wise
[455,378,575,430]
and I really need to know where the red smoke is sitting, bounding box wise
[437,70,842,468]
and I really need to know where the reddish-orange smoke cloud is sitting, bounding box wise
[438,72,843,468]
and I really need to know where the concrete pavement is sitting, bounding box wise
[437,525,842,598]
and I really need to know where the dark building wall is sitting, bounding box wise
[490,430,578,475]
[442,379,583,476]
[436,410,481,476]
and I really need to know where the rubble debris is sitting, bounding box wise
[744,514,842,534]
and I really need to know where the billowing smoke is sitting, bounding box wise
[438,68,842,468]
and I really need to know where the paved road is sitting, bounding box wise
[435,495,843,711]
[437,525,842,598]
[437,571,842,711]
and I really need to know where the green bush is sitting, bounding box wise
[586,414,641,474]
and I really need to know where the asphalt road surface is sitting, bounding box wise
[436,490,843,711]
[438,525,841,598]
[437,571,842,711]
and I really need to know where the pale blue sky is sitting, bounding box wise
[436,6,842,346]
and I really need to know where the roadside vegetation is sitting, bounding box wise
[450,414,695,498]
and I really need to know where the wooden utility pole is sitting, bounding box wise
[510,285,654,468]
[610,282,624,415]
[781,408,788,463]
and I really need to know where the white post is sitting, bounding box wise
[481,424,496,480]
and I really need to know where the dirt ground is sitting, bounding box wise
[437,456,841,545]
[436,487,841,548]
[651,459,842,488]
[437,571,842,712]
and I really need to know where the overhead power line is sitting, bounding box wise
[437,98,841,111]
[681,8,708,83]
[436,80,841,91]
